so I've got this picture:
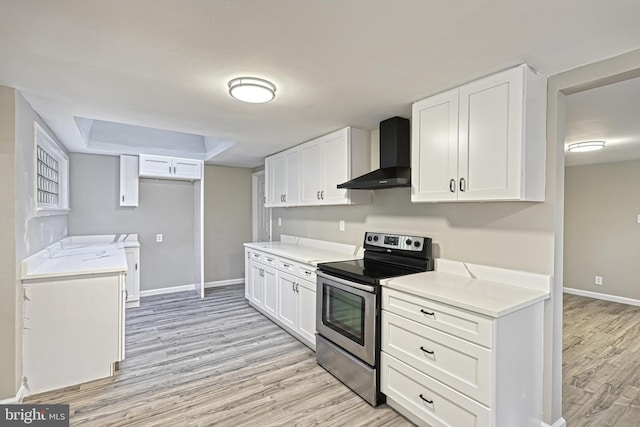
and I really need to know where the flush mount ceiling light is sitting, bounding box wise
[228,77,276,103]
[567,140,606,152]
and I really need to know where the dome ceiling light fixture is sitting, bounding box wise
[228,77,276,103]
[567,140,606,152]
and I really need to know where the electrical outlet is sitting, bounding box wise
[278,217,282,226]
[339,220,345,231]
[595,276,603,285]
[156,234,163,243]
[637,214,640,224]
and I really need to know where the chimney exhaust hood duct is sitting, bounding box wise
[337,116,410,190]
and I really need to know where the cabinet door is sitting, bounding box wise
[321,129,349,204]
[299,141,323,205]
[285,149,300,205]
[139,154,173,178]
[296,279,316,346]
[250,262,264,307]
[124,247,140,308]
[119,155,139,207]
[262,265,278,317]
[411,90,459,202]
[173,158,202,180]
[244,249,251,300]
[277,272,297,330]
[271,154,286,207]
[458,66,524,200]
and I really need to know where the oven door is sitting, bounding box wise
[316,271,377,366]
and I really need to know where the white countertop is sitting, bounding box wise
[382,269,550,318]
[244,235,360,266]
[22,234,138,280]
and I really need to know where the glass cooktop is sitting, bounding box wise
[317,259,423,285]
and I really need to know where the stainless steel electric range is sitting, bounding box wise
[315,232,433,406]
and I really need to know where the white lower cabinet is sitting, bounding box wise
[124,245,140,308]
[381,287,543,427]
[244,248,251,300]
[245,248,317,349]
[277,272,298,329]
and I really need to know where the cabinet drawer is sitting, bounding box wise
[296,264,317,282]
[381,353,491,427]
[382,288,493,348]
[278,258,296,273]
[382,311,492,406]
[262,253,277,266]
[249,251,263,263]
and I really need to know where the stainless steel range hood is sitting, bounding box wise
[338,116,410,190]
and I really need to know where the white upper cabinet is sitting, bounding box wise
[299,127,371,206]
[119,155,139,207]
[412,64,546,202]
[266,127,370,207]
[267,148,300,207]
[138,154,202,181]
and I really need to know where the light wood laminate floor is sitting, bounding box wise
[26,285,412,426]
[563,293,640,426]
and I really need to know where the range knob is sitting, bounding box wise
[405,239,412,246]
[414,240,421,248]
[367,235,372,242]
[373,235,379,242]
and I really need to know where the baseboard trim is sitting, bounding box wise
[542,417,566,427]
[564,287,640,307]
[204,278,244,288]
[0,384,28,404]
[140,284,196,297]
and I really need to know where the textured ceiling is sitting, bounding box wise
[1,0,640,167]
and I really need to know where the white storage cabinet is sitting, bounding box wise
[411,64,546,202]
[124,245,140,308]
[119,155,139,206]
[266,148,300,207]
[380,287,543,427]
[139,154,203,181]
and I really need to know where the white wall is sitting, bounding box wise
[0,87,69,399]
[68,153,195,291]
[564,160,640,300]
[203,164,252,283]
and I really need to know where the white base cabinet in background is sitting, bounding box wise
[124,245,140,308]
[380,287,543,427]
[245,248,317,349]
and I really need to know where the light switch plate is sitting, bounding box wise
[156,234,163,243]
[278,217,282,226]
[339,220,345,231]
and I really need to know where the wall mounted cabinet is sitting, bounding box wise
[411,64,546,202]
[119,155,139,206]
[139,154,202,181]
[265,127,371,208]
[266,148,300,207]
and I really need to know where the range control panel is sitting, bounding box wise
[364,232,426,252]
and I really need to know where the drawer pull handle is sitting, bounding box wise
[266,258,273,262]
[283,263,291,268]
[420,346,434,355]
[304,271,312,276]
[420,309,435,317]
[419,394,433,405]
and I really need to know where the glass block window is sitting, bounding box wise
[34,122,69,214]
[37,145,60,206]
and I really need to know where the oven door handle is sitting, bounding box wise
[316,271,377,293]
